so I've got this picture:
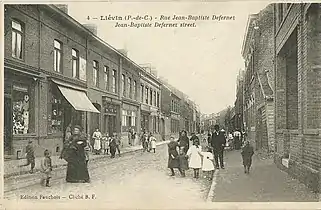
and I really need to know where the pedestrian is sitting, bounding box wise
[186,139,202,179]
[65,125,90,183]
[92,128,102,155]
[150,134,157,153]
[101,134,110,155]
[65,124,72,142]
[228,132,234,150]
[84,134,91,167]
[207,132,212,145]
[109,135,117,158]
[115,133,121,157]
[40,149,52,187]
[178,130,189,154]
[241,140,254,174]
[167,136,184,176]
[200,146,215,180]
[131,128,136,146]
[20,140,35,174]
[148,132,153,152]
[234,130,242,150]
[210,125,226,169]
[178,147,188,177]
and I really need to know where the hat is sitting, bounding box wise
[221,129,225,132]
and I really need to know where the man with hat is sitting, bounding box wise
[209,124,226,169]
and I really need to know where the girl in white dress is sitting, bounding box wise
[150,134,157,153]
[201,146,215,180]
[187,139,202,179]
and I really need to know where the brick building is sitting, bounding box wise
[242,5,275,151]
[139,65,162,140]
[4,5,100,159]
[274,3,321,193]
[234,70,245,131]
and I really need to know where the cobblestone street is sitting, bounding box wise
[5,144,211,208]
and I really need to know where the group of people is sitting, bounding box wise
[91,128,121,158]
[167,125,255,180]
[140,130,157,153]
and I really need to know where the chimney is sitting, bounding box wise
[118,49,128,57]
[83,24,97,36]
[55,4,68,14]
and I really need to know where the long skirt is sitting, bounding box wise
[242,155,253,167]
[66,160,90,183]
[110,146,116,158]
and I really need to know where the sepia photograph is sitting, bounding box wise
[2,1,321,209]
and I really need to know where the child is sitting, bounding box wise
[186,139,202,179]
[178,147,188,177]
[150,134,157,153]
[40,149,52,187]
[84,135,91,167]
[241,140,254,174]
[101,134,110,155]
[201,146,215,180]
[21,140,35,173]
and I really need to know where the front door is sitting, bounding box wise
[4,96,13,155]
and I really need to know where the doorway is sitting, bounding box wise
[103,114,116,136]
[4,96,12,155]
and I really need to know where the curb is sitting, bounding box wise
[5,141,169,179]
[206,169,219,202]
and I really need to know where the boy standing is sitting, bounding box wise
[40,149,52,187]
[22,140,35,173]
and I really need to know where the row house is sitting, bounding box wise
[4,4,101,159]
[241,5,275,151]
[139,66,162,140]
[273,3,321,193]
[234,70,245,132]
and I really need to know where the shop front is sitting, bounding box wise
[102,97,120,136]
[4,68,40,158]
[140,104,151,133]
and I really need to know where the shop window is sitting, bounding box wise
[50,84,63,134]
[104,66,109,90]
[112,69,117,93]
[122,110,127,126]
[12,19,24,59]
[72,49,79,79]
[54,40,62,73]
[12,83,34,134]
[131,112,136,126]
[93,60,99,87]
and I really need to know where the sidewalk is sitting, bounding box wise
[211,150,319,202]
[4,140,170,178]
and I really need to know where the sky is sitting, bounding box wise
[67,1,270,115]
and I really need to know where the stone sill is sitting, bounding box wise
[303,129,320,135]
[276,129,299,134]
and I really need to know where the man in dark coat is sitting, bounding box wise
[210,125,226,169]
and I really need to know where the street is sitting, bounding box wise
[5,138,319,209]
[5,144,211,208]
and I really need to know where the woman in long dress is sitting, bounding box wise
[92,128,102,155]
[65,125,90,183]
[167,136,183,176]
[178,130,189,154]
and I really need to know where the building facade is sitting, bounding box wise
[139,67,162,141]
[4,5,100,159]
[242,5,275,151]
[274,3,321,193]
[234,70,245,132]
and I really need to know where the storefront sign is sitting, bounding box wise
[104,103,118,114]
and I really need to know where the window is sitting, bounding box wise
[157,92,160,107]
[54,40,62,73]
[12,20,23,59]
[153,91,156,106]
[112,70,117,93]
[93,60,99,87]
[128,77,132,98]
[122,74,126,96]
[72,49,79,78]
[12,83,34,134]
[104,66,109,90]
[141,84,144,103]
[131,112,136,126]
[133,81,137,100]
[150,89,153,105]
[50,83,63,134]
[145,87,149,104]
[122,110,127,126]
